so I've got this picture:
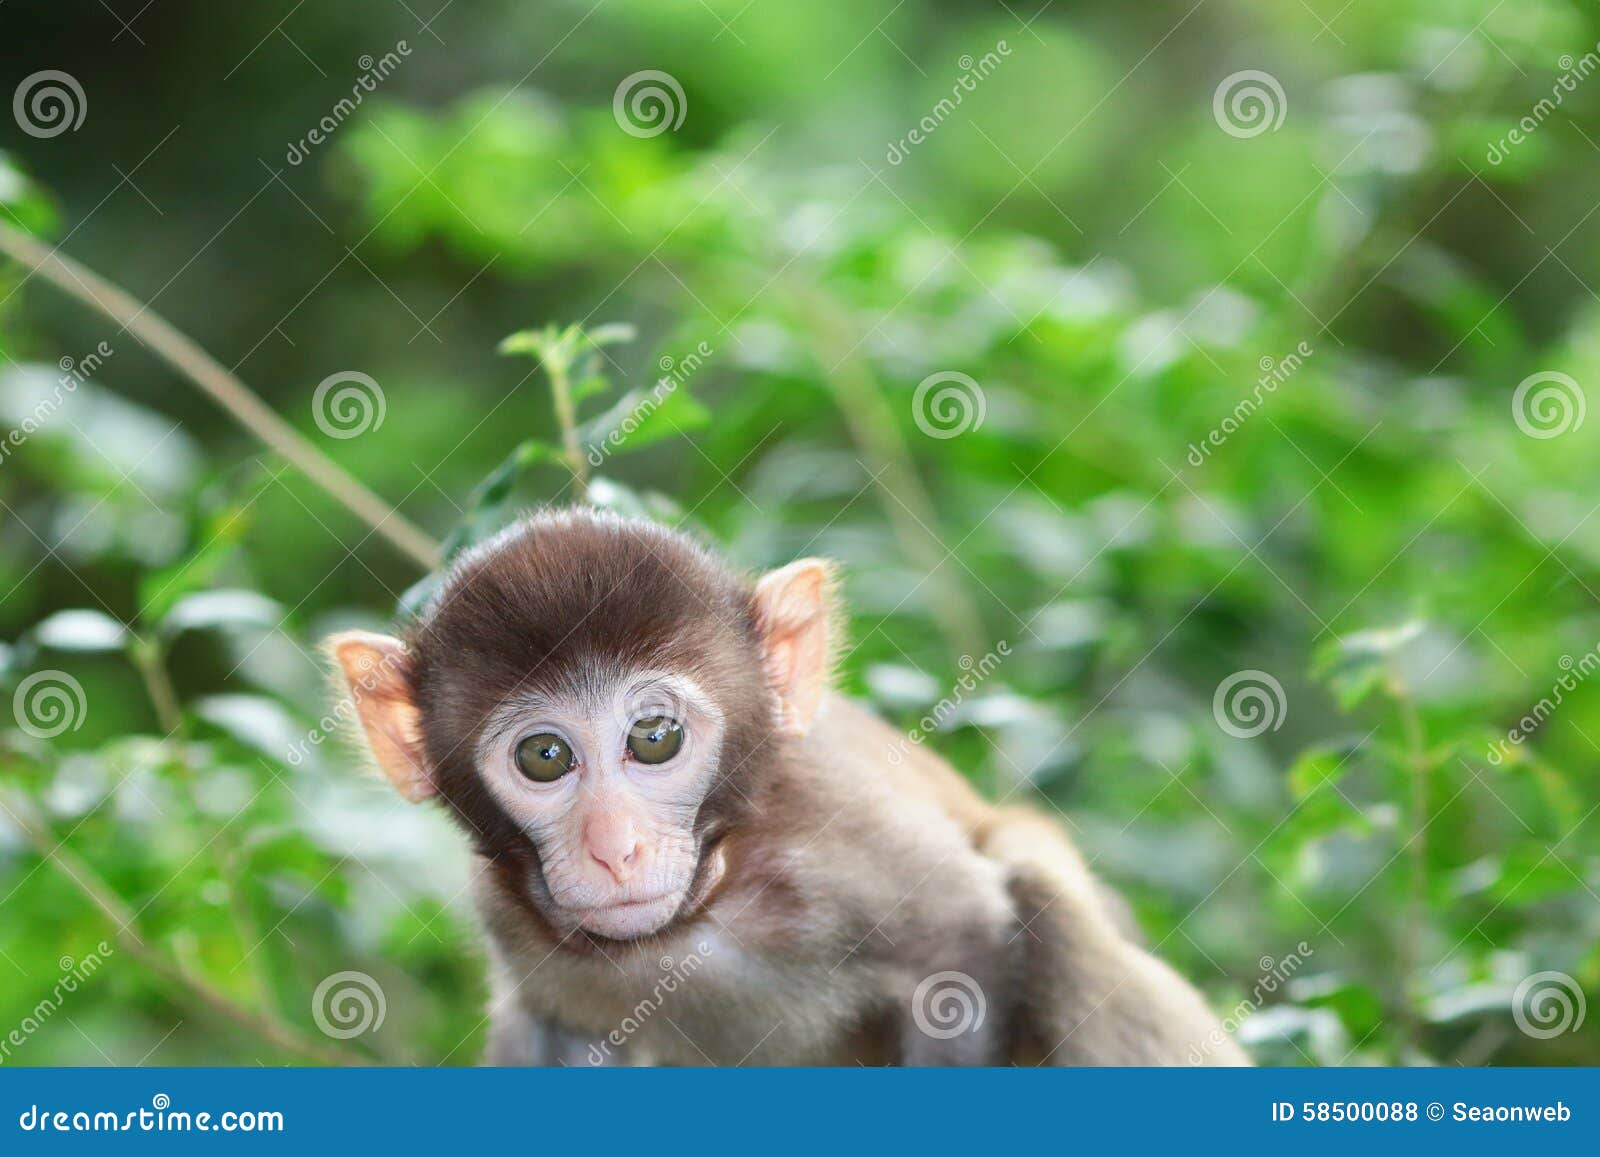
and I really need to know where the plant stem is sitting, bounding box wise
[130,638,281,1020]
[803,296,988,661]
[545,347,590,502]
[0,221,439,570]
[1392,675,1431,1054]
[0,789,363,1065]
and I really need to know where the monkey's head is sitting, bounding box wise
[327,509,835,943]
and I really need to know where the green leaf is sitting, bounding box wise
[582,322,638,348]
[576,383,710,457]
[32,609,128,652]
[1312,621,1425,710]
[586,476,682,522]
[433,439,564,567]
[570,374,612,404]
[497,325,560,361]
[1287,744,1358,801]
[162,590,281,637]
[192,694,304,765]
[138,507,250,623]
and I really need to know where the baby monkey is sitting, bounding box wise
[330,509,1247,1065]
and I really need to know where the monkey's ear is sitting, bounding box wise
[753,559,839,736]
[325,630,436,803]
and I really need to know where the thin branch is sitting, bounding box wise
[0,788,365,1066]
[0,220,439,570]
[802,294,988,660]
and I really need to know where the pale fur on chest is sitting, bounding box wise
[486,915,881,1065]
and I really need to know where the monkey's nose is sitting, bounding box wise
[585,816,640,883]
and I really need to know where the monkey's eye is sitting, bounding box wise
[515,733,576,782]
[626,716,684,764]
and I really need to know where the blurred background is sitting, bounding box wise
[1,0,1597,1066]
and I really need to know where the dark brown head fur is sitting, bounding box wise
[397,509,779,889]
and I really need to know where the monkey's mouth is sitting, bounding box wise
[562,840,727,942]
[566,891,686,940]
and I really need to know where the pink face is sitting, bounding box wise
[473,669,728,940]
